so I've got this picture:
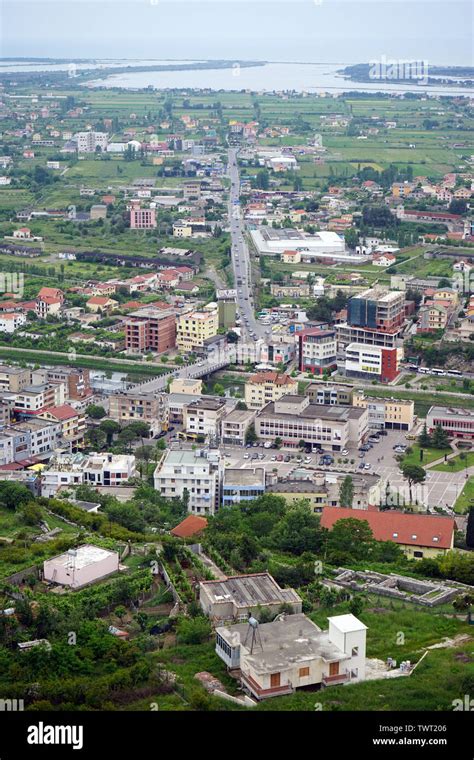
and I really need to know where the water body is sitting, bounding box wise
[0,59,198,72]
[87,61,474,97]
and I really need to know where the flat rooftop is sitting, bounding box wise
[260,401,366,421]
[223,468,265,487]
[201,572,301,608]
[217,614,349,673]
[428,406,474,419]
[47,544,117,570]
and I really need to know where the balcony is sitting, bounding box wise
[321,669,350,687]
[241,673,294,700]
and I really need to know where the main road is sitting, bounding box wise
[227,148,266,342]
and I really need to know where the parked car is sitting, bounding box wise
[243,453,250,459]
[364,463,372,470]
[341,449,349,456]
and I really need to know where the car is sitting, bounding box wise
[243,453,250,459]
[271,455,276,461]
[369,436,380,442]
[276,454,283,462]
[359,462,366,469]
[259,453,265,460]
[263,441,272,449]
[251,453,259,460]
[304,457,312,464]
[284,455,290,462]
[358,452,365,458]
[341,449,349,456]
[364,463,371,470]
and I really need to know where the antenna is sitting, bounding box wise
[243,614,263,654]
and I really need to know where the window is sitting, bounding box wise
[299,667,310,678]
[351,646,359,656]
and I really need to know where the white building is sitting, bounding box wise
[250,227,350,261]
[0,313,26,334]
[153,449,221,515]
[43,544,119,589]
[74,131,109,153]
[215,613,367,700]
[82,453,137,487]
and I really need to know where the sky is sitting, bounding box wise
[1,0,473,66]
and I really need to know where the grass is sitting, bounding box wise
[432,452,474,473]
[0,347,169,377]
[454,477,474,514]
[402,444,451,467]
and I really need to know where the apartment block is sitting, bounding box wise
[304,383,353,406]
[31,366,92,400]
[222,467,266,506]
[244,371,297,411]
[298,329,337,374]
[125,307,176,354]
[13,383,66,415]
[176,306,219,352]
[0,365,31,393]
[74,131,108,153]
[221,408,256,446]
[109,391,166,426]
[130,207,157,229]
[183,398,227,441]
[153,449,221,515]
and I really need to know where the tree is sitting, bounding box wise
[349,595,364,617]
[114,606,127,624]
[213,383,225,397]
[339,476,354,508]
[0,482,32,510]
[86,404,106,420]
[274,437,282,449]
[99,419,121,445]
[85,427,107,451]
[245,424,257,445]
[176,616,211,645]
[236,401,248,410]
[418,423,431,449]
[327,518,374,561]
[19,502,42,526]
[431,424,450,450]
[400,462,426,504]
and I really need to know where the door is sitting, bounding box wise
[329,662,339,677]
[270,672,281,688]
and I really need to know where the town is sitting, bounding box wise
[0,50,473,722]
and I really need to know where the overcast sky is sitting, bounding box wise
[1,0,473,65]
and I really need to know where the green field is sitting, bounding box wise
[454,477,474,514]
[433,451,474,473]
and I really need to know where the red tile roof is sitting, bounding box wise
[41,404,78,421]
[248,371,296,386]
[320,507,455,550]
[170,514,208,538]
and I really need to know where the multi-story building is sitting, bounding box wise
[221,408,256,446]
[352,390,415,431]
[82,453,137,488]
[129,207,157,229]
[304,382,353,406]
[153,449,221,515]
[176,306,219,352]
[74,131,108,153]
[0,313,26,333]
[0,365,31,393]
[417,304,448,333]
[244,371,297,411]
[298,329,337,375]
[267,471,381,511]
[222,468,266,506]
[169,378,202,395]
[13,383,65,415]
[183,398,227,441]
[216,289,238,330]
[109,391,166,430]
[255,395,368,451]
[345,343,399,384]
[38,405,86,446]
[10,419,61,458]
[347,288,405,333]
[426,406,474,440]
[259,334,297,367]
[31,367,92,401]
[215,613,367,699]
[125,308,176,354]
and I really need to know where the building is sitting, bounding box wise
[82,452,137,488]
[38,405,85,446]
[130,207,157,229]
[304,382,353,406]
[345,343,399,384]
[41,453,89,497]
[215,613,367,699]
[347,287,405,333]
[176,306,219,352]
[0,313,26,333]
[183,397,227,441]
[221,408,256,446]
[199,572,302,622]
[244,372,297,411]
[222,467,266,506]
[86,296,117,313]
[352,391,414,431]
[417,304,448,333]
[125,307,176,354]
[0,365,31,393]
[153,449,221,515]
[267,471,381,511]
[43,544,119,589]
[250,227,353,262]
[270,282,310,299]
[31,367,92,401]
[74,132,108,153]
[13,383,65,415]
[169,378,202,395]
[109,391,165,427]
[255,396,368,451]
[170,514,208,539]
[426,406,474,440]
[298,329,337,375]
[321,507,455,559]
[259,334,297,367]
[216,289,238,329]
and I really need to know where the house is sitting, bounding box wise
[215,613,367,699]
[372,253,396,267]
[417,304,448,333]
[37,287,64,303]
[35,295,62,319]
[12,228,32,239]
[86,296,118,313]
[38,404,85,445]
[281,249,301,265]
[43,544,119,589]
[0,313,26,333]
[321,507,455,559]
[170,514,208,538]
[199,573,302,623]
